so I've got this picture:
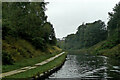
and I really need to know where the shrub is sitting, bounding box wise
[2,51,14,65]
[32,37,47,51]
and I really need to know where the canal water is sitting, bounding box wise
[46,53,120,80]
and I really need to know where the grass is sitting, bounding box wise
[2,51,61,73]
[98,44,120,59]
[2,37,62,72]
[88,40,120,60]
[4,52,67,78]
[69,39,120,60]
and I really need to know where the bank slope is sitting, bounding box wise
[2,52,67,79]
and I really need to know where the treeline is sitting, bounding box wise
[2,2,57,51]
[64,2,120,50]
[65,20,107,50]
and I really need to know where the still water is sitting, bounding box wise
[47,53,120,80]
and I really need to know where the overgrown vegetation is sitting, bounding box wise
[90,2,120,59]
[59,2,120,59]
[64,20,107,50]
[2,2,58,65]
[2,46,62,73]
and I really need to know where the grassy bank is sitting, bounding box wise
[3,37,62,72]
[2,51,61,73]
[88,40,120,59]
[72,40,120,60]
[3,52,67,79]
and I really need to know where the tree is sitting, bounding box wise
[64,20,107,50]
[2,2,57,51]
[107,2,120,37]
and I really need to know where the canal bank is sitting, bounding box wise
[2,52,67,80]
[33,54,67,80]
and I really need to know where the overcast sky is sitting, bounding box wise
[45,0,119,38]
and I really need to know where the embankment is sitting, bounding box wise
[2,52,67,80]
[70,40,120,60]
[3,37,62,73]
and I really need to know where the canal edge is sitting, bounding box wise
[31,52,67,80]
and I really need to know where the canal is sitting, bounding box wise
[46,52,120,80]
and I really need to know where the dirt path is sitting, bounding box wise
[0,52,65,78]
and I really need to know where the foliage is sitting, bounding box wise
[3,38,62,72]
[93,2,120,58]
[2,51,14,65]
[88,2,120,59]
[2,2,57,51]
[57,38,65,50]
[62,2,120,59]
[2,2,57,65]
[65,20,107,50]
[32,37,46,51]
[108,2,120,37]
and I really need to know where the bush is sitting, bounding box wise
[32,37,47,51]
[2,51,14,65]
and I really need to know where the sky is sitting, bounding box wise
[45,0,120,38]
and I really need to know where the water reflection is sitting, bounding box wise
[47,53,120,80]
